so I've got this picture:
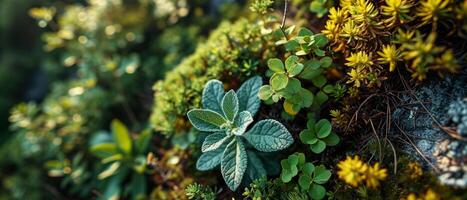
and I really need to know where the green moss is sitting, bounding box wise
[150,18,278,135]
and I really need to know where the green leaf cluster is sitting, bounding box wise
[280,153,332,200]
[89,120,151,200]
[187,77,294,191]
[300,118,339,154]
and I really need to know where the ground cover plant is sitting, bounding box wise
[0,0,466,199]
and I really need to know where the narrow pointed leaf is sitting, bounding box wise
[221,90,239,121]
[111,119,132,155]
[237,76,262,115]
[202,80,225,114]
[221,139,248,191]
[244,119,293,152]
[187,109,226,132]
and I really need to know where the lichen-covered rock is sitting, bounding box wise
[433,139,467,188]
[448,98,467,137]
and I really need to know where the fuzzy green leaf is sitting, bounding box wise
[221,139,248,191]
[310,140,326,154]
[267,58,285,72]
[270,73,288,90]
[202,133,229,152]
[222,90,239,121]
[236,76,262,116]
[202,80,225,114]
[111,119,132,155]
[232,111,253,136]
[187,109,227,132]
[196,142,227,171]
[246,151,267,181]
[244,119,294,152]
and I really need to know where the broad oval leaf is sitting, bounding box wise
[232,111,253,136]
[309,184,326,200]
[323,132,340,146]
[267,58,285,72]
[187,109,227,132]
[310,140,326,154]
[221,139,248,191]
[316,119,332,138]
[111,119,132,155]
[258,85,273,100]
[202,80,225,114]
[314,165,332,184]
[320,56,332,68]
[246,151,267,181]
[236,76,262,116]
[244,119,294,152]
[299,174,312,190]
[221,90,239,121]
[196,141,228,171]
[270,73,288,91]
[202,133,229,152]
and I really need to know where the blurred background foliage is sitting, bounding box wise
[0,0,248,199]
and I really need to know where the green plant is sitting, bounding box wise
[280,153,332,200]
[187,76,294,191]
[259,27,343,116]
[89,120,152,200]
[185,183,216,200]
[300,118,340,154]
[309,0,333,18]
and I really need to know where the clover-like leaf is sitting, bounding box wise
[196,141,228,171]
[313,34,328,48]
[314,165,332,184]
[309,184,326,200]
[302,162,315,175]
[202,133,230,152]
[244,119,293,152]
[232,111,253,136]
[285,56,304,77]
[267,58,285,72]
[246,151,267,181]
[236,76,262,116]
[300,129,318,144]
[312,75,327,88]
[202,80,225,114]
[280,159,298,183]
[316,119,332,138]
[258,85,274,100]
[270,73,288,90]
[187,109,227,132]
[310,140,326,154]
[320,56,332,68]
[299,174,312,190]
[221,139,248,191]
[221,90,239,121]
[323,132,340,146]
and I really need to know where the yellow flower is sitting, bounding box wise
[337,156,367,187]
[404,189,440,200]
[347,68,365,88]
[349,0,379,24]
[341,20,362,43]
[417,0,452,25]
[365,163,387,188]
[328,7,349,25]
[29,7,56,21]
[345,51,373,69]
[377,44,401,72]
[323,21,340,41]
[434,49,458,74]
[406,162,423,179]
[381,0,413,26]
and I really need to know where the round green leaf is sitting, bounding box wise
[270,73,288,90]
[310,140,326,154]
[267,58,284,72]
[258,85,273,100]
[323,132,340,146]
[322,84,335,94]
[320,57,332,68]
[298,174,312,190]
[300,130,318,144]
[311,75,327,88]
[316,119,332,138]
[309,184,326,200]
[314,165,332,184]
[302,162,315,175]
